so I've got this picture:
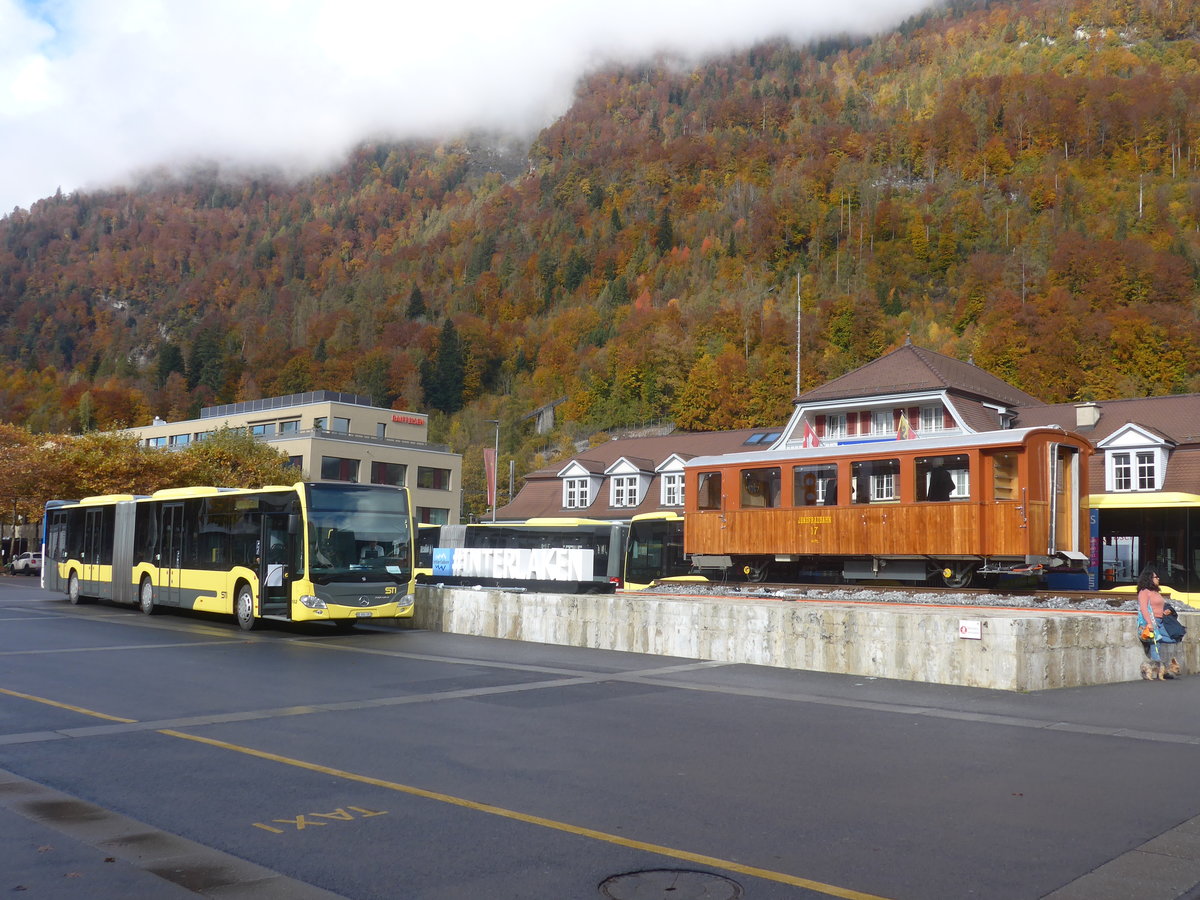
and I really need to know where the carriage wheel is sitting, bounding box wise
[741,559,771,583]
[941,562,978,589]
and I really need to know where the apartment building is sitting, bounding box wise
[129,391,461,524]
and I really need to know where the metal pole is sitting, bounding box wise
[795,271,802,396]
[489,419,500,522]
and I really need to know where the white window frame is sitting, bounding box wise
[950,470,969,498]
[1112,452,1132,491]
[564,477,590,509]
[872,472,896,501]
[661,472,684,507]
[872,410,892,435]
[611,474,640,508]
[1136,451,1156,490]
[920,406,944,433]
[824,414,846,439]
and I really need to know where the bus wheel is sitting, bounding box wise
[139,579,156,616]
[235,585,257,632]
[68,574,83,605]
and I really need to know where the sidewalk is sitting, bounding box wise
[0,768,343,899]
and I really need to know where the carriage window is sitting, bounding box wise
[993,452,1018,500]
[916,455,969,501]
[793,464,838,506]
[696,472,722,510]
[740,468,781,508]
[851,459,900,503]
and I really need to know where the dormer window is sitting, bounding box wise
[1112,451,1157,491]
[661,473,684,506]
[1100,425,1168,493]
[611,474,640,507]
[564,478,590,508]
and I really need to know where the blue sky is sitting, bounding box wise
[0,0,935,215]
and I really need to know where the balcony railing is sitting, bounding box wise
[265,428,450,453]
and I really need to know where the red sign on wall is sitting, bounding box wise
[391,414,426,426]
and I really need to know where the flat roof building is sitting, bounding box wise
[128,392,461,525]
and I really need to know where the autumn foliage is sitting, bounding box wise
[2,0,1199,505]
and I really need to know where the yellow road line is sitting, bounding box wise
[2,684,891,899]
[0,687,137,723]
[161,728,892,900]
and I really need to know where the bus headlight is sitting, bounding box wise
[298,594,327,610]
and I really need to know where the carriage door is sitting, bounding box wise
[159,502,185,607]
[259,514,291,618]
[1048,444,1081,555]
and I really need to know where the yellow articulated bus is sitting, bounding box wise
[43,482,415,631]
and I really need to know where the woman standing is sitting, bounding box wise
[1137,569,1181,679]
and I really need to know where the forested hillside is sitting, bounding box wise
[2,0,1199,511]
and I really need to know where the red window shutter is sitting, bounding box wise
[908,406,919,424]
[943,408,954,428]
[847,413,858,435]
[892,408,901,428]
[815,415,826,436]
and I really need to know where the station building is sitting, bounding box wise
[128,391,462,525]
[497,343,1199,596]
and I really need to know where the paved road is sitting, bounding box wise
[2,574,1200,899]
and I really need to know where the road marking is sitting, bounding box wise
[0,682,890,897]
[254,806,388,832]
[161,727,891,900]
[0,639,249,657]
[0,687,136,723]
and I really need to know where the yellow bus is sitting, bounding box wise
[622,511,710,591]
[43,482,415,631]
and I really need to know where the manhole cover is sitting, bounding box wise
[599,868,743,899]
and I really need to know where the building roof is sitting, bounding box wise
[496,428,776,521]
[1014,394,1200,446]
[798,343,1044,409]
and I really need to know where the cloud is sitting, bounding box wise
[0,0,936,214]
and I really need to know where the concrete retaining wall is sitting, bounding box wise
[410,586,1197,691]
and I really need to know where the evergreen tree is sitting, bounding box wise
[405,285,427,319]
[156,342,185,388]
[654,206,674,252]
[422,319,465,414]
[186,331,224,392]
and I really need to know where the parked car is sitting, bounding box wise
[10,552,40,575]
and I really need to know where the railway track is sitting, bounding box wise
[638,580,1141,611]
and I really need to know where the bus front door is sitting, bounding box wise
[159,503,184,607]
[259,514,291,618]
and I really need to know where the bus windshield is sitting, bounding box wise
[305,484,413,584]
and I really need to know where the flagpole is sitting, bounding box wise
[795,271,802,396]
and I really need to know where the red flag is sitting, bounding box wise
[801,419,821,448]
[483,447,497,507]
[896,412,917,440]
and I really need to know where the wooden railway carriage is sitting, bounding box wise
[682,427,1091,587]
